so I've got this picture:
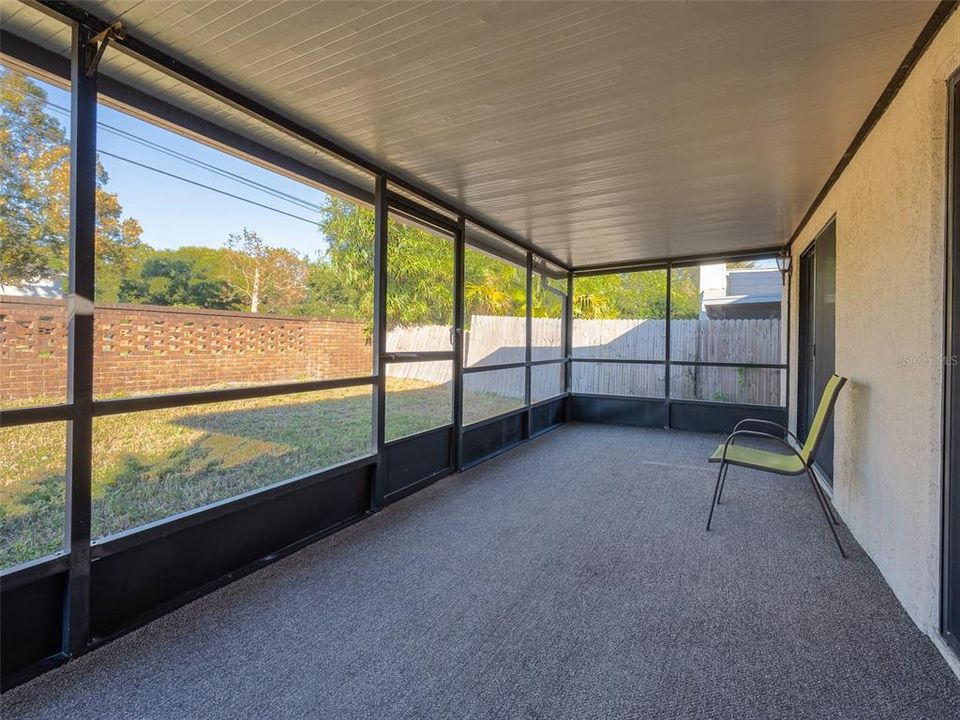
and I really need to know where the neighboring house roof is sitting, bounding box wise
[700,266,782,319]
[702,293,782,308]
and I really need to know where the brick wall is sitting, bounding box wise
[0,296,370,403]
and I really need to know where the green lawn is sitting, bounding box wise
[0,380,519,568]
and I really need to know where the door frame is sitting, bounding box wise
[941,72,960,655]
[798,243,817,442]
[797,216,838,483]
[797,245,817,439]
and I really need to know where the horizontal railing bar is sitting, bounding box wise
[667,398,786,410]
[670,361,787,369]
[568,392,787,411]
[0,403,74,427]
[529,393,569,409]
[568,358,787,370]
[382,467,454,504]
[463,358,567,374]
[381,351,455,363]
[463,361,527,374]
[90,453,378,557]
[462,405,527,431]
[569,392,666,402]
[384,422,454,447]
[92,376,376,416]
[569,357,664,365]
[0,360,782,425]
[529,357,567,367]
[0,552,71,589]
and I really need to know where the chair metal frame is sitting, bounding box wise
[705,406,847,557]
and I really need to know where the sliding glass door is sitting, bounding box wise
[798,220,837,483]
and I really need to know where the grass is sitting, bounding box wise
[0,380,519,568]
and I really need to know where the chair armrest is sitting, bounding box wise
[731,419,802,448]
[719,429,804,464]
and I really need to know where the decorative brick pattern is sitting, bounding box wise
[0,296,370,403]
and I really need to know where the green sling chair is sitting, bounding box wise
[705,374,847,557]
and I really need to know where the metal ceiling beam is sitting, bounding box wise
[31,1,572,272]
[786,0,960,250]
[29,1,957,271]
[573,245,785,277]
[0,28,376,206]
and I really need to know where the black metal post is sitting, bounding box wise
[452,217,465,470]
[663,264,672,429]
[524,252,533,437]
[784,264,792,429]
[370,175,388,510]
[563,271,574,420]
[63,22,97,656]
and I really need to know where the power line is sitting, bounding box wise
[41,97,322,213]
[38,97,324,215]
[97,149,321,226]
[99,122,322,213]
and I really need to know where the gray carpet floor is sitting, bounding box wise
[4,423,960,719]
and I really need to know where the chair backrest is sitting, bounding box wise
[800,374,847,465]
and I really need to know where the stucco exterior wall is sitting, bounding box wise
[787,11,960,633]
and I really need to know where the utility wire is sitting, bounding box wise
[42,97,321,213]
[99,122,322,213]
[38,97,324,216]
[97,149,320,226]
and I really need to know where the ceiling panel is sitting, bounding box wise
[14,1,943,266]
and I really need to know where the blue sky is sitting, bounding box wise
[40,78,333,259]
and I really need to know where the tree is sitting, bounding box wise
[306,197,376,321]
[384,217,456,327]
[572,269,701,320]
[0,69,144,295]
[310,197,704,325]
[224,228,306,313]
[572,274,622,319]
[313,198,553,327]
[668,267,701,319]
[118,249,234,309]
[0,70,70,286]
[311,198,461,328]
[464,258,524,317]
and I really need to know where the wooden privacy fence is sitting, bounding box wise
[572,317,782,404]
[385,316,562,400]
[669,318,782,405]
[387,316,782,406]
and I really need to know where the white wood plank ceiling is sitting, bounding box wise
[5,1,941,267]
